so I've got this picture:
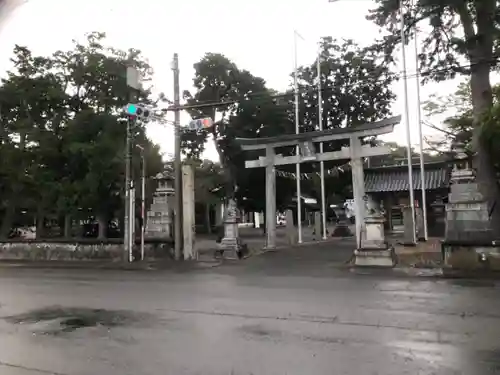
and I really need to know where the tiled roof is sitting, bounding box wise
[364,165,450,193]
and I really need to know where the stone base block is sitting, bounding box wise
[332,224,353,237]
[354,247,395,267]
[442,242,500,270]
[361,239,386,249]
[218,238,248,260]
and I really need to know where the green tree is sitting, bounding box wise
[423,80,500,153]
[181,53,295,212]
[0,46,68,238]
[295,37,397,205]
[185,158,225,233]
[368,0,500,230]
[0,33,164,239]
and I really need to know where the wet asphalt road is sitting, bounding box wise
[0,243,500,375]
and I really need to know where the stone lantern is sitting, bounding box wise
[145,170,175,239]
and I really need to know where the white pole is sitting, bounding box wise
[294,30,303,244]
[400,2,417,244]
[317,47,327,240]
[140,152,146,260]
[413,2,428,241]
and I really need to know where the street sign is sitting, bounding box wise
[187,117,214,131]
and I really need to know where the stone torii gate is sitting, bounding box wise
[235,116,401,249]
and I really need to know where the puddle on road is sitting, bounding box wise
[477,349,500,372]
[3,306,153,335]
[448,279,498,288]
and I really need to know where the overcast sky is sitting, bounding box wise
[0,0,471,160]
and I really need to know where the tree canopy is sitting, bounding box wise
[368,0,500,231]
[0,32,163,239]
[181,37,397,211]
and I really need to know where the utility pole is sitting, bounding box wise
[173,53,183,260]
[124,110,133,263]
[136,144,146,261]
[124,63,141,262]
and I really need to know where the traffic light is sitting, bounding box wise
[187,117,214,131]
[124,103,151,120]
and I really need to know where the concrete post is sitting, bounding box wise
[182,164,196,260]
[265,146,277,249]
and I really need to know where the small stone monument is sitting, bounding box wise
[145,171,174,239]
[218,198,247,259]
[402,206,416,245]
[354,196,395,267]
[442,142,498,268]
[332,208,353,237]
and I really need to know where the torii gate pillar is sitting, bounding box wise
[350,136,366,248]
[265,146,277,249]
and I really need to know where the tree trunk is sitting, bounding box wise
[205,203,212,234]
[96,215,107,240]
[0,203,15,239]
[470,62,500,235]
[36,209,45,239]
[63,214,72,238]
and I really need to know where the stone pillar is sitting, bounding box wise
[285,209,296,245]
[350,136,366,248]
[182,165,196,260]
[383,195,394,231]
[402,206,415,245]
[415,207,425,241]
[265,146,277,249]
[354,213,395,267]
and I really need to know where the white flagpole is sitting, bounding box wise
[400,3,417,244]
[413,3,428,241]
[294,30,303,244]
[317,46,327,240]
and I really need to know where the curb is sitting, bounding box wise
[0,260,222,271]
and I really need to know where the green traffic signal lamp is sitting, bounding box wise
[126,103,138,116]
[124,103,150,120]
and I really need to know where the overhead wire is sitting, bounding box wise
[162,54,500,110]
